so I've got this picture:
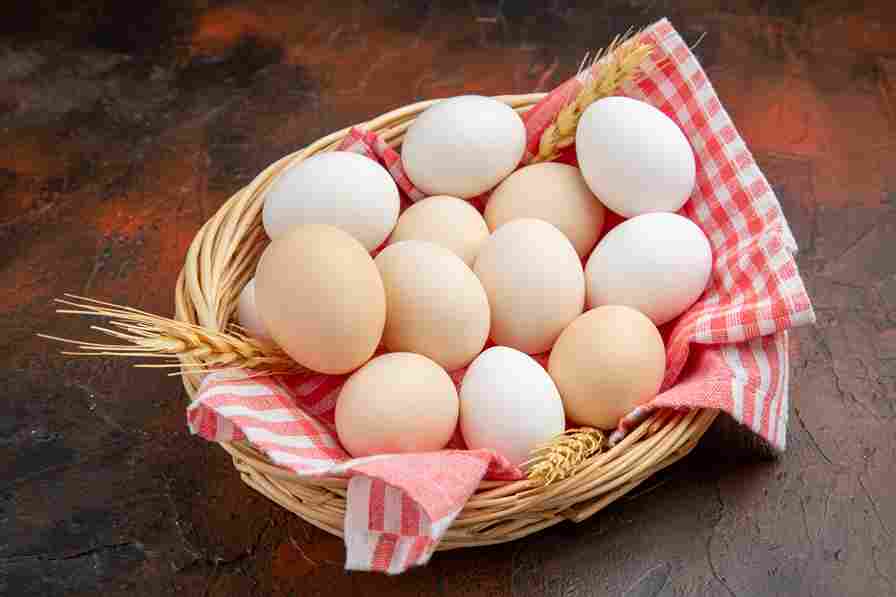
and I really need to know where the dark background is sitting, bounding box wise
[2,1,895,595]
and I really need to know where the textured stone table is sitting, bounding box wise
[2,1,894,595]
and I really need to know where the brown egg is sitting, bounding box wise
[335,352,459,457]
[485,163,605,258]
[473,219,584,354]
[389,195,489,266]
[255,224,385,374]
[375,240,489,371]
[548,305,665,429]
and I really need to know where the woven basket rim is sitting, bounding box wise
[172,93,720,549]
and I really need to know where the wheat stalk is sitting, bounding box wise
[531,29,656,163]
[523,427,606,485]
[40,294,301,376]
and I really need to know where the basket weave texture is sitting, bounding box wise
[173,94,718,549]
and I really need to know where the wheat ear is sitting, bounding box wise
[40,294,301,376]
[523,428,606,485]
[532,29,656,163]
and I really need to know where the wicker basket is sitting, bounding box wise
[172,93,719,550]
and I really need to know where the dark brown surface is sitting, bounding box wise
[2,1,895,595]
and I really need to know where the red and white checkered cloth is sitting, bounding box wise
[187,18,815,573]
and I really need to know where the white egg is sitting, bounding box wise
[459,346,565,467]
[576,97,696,217]
[262,151,400,251]
[585,213,712,325]
[401,96,526,198]
[236,278,270,340]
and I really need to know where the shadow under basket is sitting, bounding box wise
[173,93,720,550]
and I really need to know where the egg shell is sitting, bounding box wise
[255,225,385,374]
[235,278,270,340]
[401,96,526,198]
[473,219,585,354]
[585,212,712,325]
[548,306,665,429]
[262,151,400,251]
[485,163,606,258]
[576,97,696,217]
[375,240,490,371]
[336,353,459,457]
[389,195,489,266]
[460,346,565,466]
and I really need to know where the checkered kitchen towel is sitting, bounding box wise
[187,18,815,573]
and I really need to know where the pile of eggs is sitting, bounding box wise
[239,95,712,467]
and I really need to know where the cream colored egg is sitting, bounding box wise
[235,278,270,340]
[485,163,606,258]
[401,96,526,198]
[255,225,385,374]
[460,346,565,467]
[473,219,584,354]
[389,196,489,266]
[262,151,400,251]
[335,353,459,457]
[576,97,696,217]
[548,306,665,429]
[375,241,490,371]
